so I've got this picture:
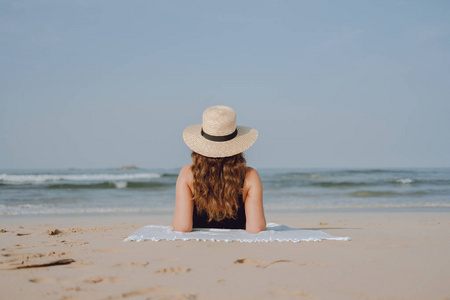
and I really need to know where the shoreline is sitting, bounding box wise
[2,204,450,219]
[1,210,450,299]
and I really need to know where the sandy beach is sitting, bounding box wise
[1,210,449,300]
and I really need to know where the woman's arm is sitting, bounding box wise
[172,165,194,232]
[244,168,266,233]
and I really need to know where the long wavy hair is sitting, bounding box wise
[191,151,247,222]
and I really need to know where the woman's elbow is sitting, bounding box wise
[173,224,192,233]
[246,224,266,234]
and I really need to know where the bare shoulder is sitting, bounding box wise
[244,167,262,188]
[245,167,260,179]
[179,164,192,175]
[178,164,193,183]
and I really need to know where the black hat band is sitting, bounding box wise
[201,128,238,142]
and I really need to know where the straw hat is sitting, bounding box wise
[183,105,258,158]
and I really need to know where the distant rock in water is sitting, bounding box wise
[118,164,138,170]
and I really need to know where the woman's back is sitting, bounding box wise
[173,165,266,233]
[192,193,246,229]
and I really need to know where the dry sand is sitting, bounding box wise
[1,210,449,300]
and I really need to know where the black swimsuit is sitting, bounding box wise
[192,194,246,229]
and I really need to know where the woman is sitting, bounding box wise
[173,105,266,233]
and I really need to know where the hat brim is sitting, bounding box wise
[183,125,258,158]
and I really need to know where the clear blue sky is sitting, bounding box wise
[1,0,449,169]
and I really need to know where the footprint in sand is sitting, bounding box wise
[2,251,69,265]
[153,267,191,275]
[234,258,292,268]
[113,287,196,300]
[104,286,167,299]
[30,276,121,286]
[84,276,122,284]
[122,287,166,298]
[30,277,58,284]
[66,227,86,234]
[234,258,264,265]
[114,262,149,267]
[3,252,44,260]
[234,258,329,268]
[13,244,34,250]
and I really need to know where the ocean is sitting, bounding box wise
[1,168,449,216]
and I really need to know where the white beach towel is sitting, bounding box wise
[124,223,350,243]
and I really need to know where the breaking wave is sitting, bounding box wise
[0,173,161,184]
[44,181,170,189]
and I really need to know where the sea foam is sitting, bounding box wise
[396,178,414,184]
[0,173,160,184]
[114,181,128,189]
